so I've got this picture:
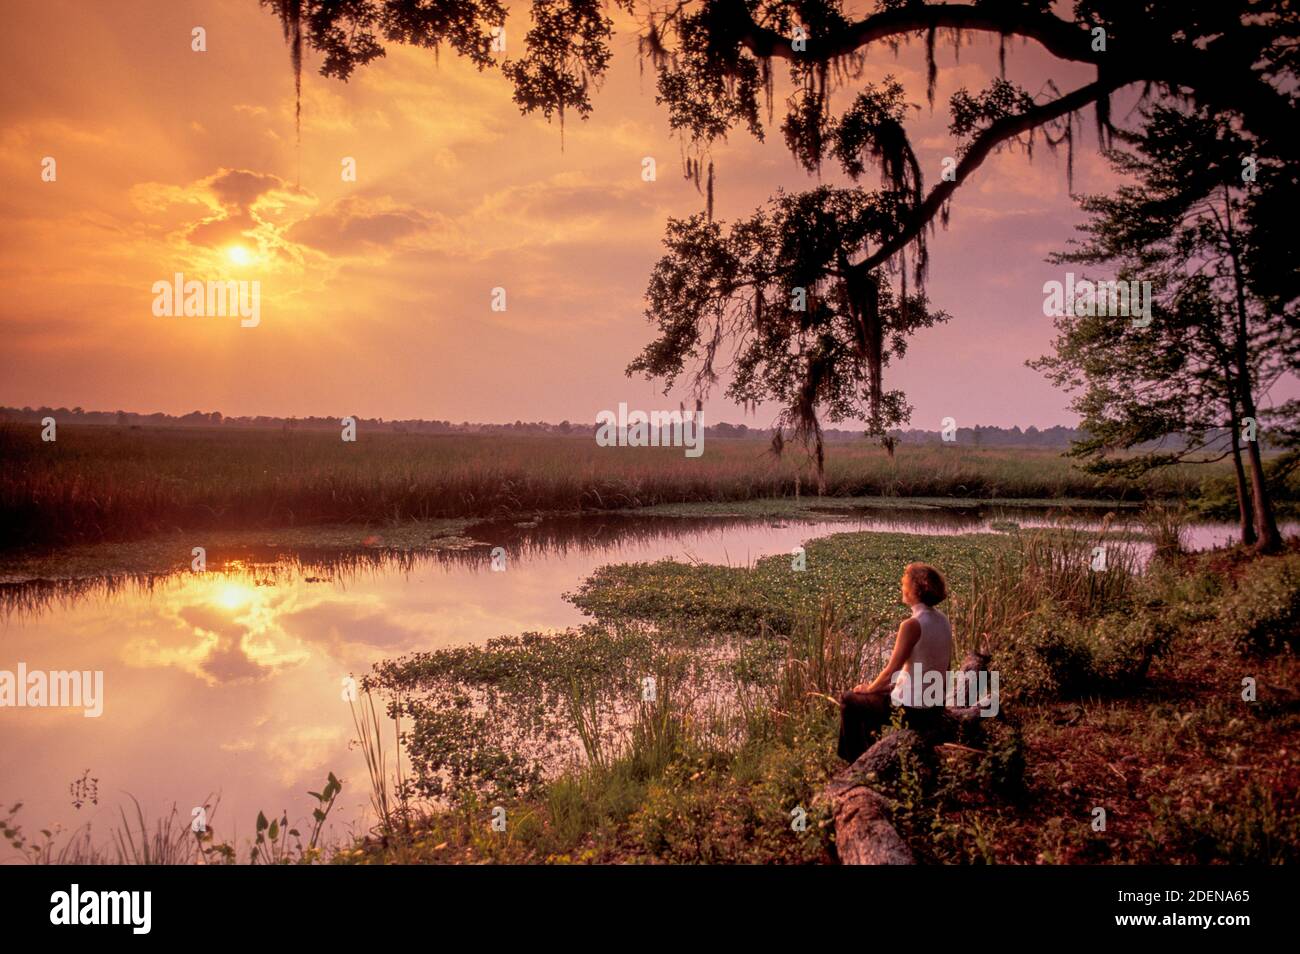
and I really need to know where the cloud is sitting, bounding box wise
[288,195,447,256]
[128,167,311,257]
[209,169,285,210]
[199,635,273,683]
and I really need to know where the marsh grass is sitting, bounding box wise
[1141,502,1190,560]
[0,423,1217,550]
[349,689,408,836]
[949,524,1140,656]
[774,601,883,718]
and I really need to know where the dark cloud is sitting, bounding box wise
[200,635,272,683]
[287,196,436,255]
[178,168,289,248]
[208,169,285,210]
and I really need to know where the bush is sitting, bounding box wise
[1002,602,1173,700]
[1213,554,1300,654]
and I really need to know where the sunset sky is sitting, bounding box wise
[3,0,1290,429]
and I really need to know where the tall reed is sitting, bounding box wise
[1142,502,1189,560]
[349,688,407,836]
[775,601,882,718]
[949,524,1139,654]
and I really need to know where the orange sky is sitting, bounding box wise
[3,0,1288,428]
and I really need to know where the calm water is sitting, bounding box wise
[0,507,1278,855]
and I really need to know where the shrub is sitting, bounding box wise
[1002,602,1173,700]
[1213,554,1300,654]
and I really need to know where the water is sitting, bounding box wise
[0,505,1277,854]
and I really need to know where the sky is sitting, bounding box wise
[2,0,1287,429]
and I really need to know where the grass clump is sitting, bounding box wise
[1210,552,1300,654]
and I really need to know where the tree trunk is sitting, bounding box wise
[1223,185,1282,553]
[1242,422,1281,552]
[819,768,916,865]
[814,425,827,496]
[1225,390,1257,546]
[1231,439,1257,547]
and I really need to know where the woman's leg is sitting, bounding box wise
[837,690,893,762]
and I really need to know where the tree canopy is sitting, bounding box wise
[262,0,1298,473]
[1032,104,1296,549]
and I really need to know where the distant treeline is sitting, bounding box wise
[0,405,1244,450]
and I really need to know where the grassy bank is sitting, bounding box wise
[340,525,1299,864]
[0,423,1250,552]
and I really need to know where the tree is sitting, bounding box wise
[629,186,947,486]
[261,1,1297,467]
[1031,105,1298,551]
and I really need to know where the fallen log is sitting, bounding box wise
[821,651,995,865]
[818,771,916,865]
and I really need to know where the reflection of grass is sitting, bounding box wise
[3,776,343,865]
[2,423,1222,551]
[2,796,218,864]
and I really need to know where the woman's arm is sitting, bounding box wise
[853,618,921,693]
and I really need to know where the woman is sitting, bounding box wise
[837,562,953,762]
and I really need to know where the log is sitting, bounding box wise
[816,728,926,865]
[821,650,997,864]
[817,769,915,865]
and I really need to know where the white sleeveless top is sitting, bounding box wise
[890,603,953,708]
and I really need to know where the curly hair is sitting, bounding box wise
[903,562,947,606]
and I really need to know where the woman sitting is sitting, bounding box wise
[837,562,952,762]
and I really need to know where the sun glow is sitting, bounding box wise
[226,244,254,266]
[213,582,255,611]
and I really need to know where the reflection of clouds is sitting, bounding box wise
[153,573,429,681]
[279,600,424,658]
[177,604,246,639]
[199,634,271,683]
[220,723,350,788]
[115,574,329,685]
[120,627,217,681]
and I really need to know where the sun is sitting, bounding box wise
[226,244,254,266]
[212,582,255,611]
